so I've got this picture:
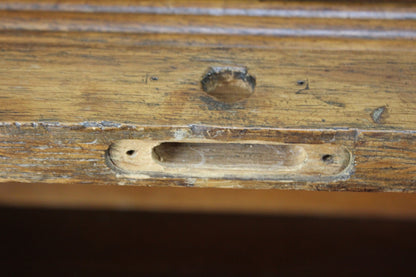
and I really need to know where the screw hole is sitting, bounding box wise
[126,150,135,156]
[322,154,334,163]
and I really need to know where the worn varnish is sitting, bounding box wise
[0,124,414,192]
[0,0,415,194]
[107,139,353,181]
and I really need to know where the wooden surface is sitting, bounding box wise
[107,139,353,181]
[1,2,415,275]
[0,32,415,129]
[1,182,416,220]
[0,0,415,192]
[1,124,415,191]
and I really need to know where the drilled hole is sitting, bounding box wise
[322,154,334,163]
[201,67,256,103]
[126,150,136,156]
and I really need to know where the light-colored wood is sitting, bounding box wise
[0,0,415,192]
[108,139,352,181]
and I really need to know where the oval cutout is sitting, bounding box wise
[106,139,353,181]
[152,142,306,170]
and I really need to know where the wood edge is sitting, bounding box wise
[0,182,415,220]
[1,10,415,39]
[1,0,415,16]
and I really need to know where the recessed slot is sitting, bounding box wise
[152,142,306,170]
[106,139,353,181]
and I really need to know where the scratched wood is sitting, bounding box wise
[1,32,415,129]
[0,124,414,192]
[0,0,415,192]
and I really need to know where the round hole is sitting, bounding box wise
[200,66,256,103]
[126,150,135,156]
[322,154,334,163]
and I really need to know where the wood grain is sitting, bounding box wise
[0,31,415,129]
[0,0,415,192]
[1,10,415,38]
[1,0,416,16]
[0,124,414,191]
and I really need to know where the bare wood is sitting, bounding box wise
[108,139,352,181]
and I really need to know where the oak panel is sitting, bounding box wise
[0,0,415,192]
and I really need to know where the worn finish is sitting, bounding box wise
[0,32,415,130]
[107,139,353,181]
[1,0,416,20]
[200,67,256,103]
[0,0,415,192]
[0,123,414,192]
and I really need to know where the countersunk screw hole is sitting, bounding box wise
[322,154,334,163]
[126,150,136,156]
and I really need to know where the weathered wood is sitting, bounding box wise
[1,0,415,17]
[0,0,415,192]
[0,31,415,129]
[1,10,415,39]
[0,124,414,191]
[108,139,352,181]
